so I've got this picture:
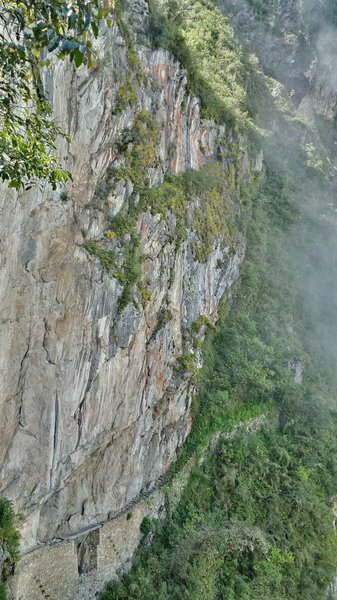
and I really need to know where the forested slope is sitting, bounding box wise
[100,1,337,598]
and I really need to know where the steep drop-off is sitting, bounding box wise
[97,2,337,599]
[0,0,260,558]
[3,1,337,599]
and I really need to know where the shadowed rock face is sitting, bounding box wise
[217,0,337,121]
[0,9,259,552]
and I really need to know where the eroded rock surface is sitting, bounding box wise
[0,10,259,551]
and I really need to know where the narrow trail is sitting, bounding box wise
[22,411,274,557]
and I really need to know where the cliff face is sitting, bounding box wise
[217,0,337,122]
[0,4,259,552]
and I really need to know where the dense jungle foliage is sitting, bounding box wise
[99,1,337,599]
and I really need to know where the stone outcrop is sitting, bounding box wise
[0,2,260,560]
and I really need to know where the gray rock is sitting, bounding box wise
[0,10,254,552]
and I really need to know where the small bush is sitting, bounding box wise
[60,190,70,202]
[0,583,7,600]
[176,354,198,374]
[82,242,116,271]
[140,517,159,536]
[114,76,137,113]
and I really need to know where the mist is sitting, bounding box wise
[216,0,337,395]
[96,2,337,598]
[316,24,337,94]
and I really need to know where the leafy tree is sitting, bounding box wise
[0,0,114,190]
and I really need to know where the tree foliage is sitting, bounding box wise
[0,498,19,599]
[0,0,113,190]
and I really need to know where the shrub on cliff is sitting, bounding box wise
[0,498,19,598]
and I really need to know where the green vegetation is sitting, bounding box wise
[115,234,142,313]
[148,0,252,127]
[3,1,337,598]
[85,0,265,310]
[86,110,161,311]
[114,76,138,114]
[190,315,212,335]
[101,420,337,599]
[99,14,337,582]
[83,235,142,313]
[143,162,237,253]
[0,0,113,190]
[99,142,337,598]
[113,109,160,193]
[0,498,20,599]
[88,131,246,311]
[147,0,284,137]
[140,517,159,537]
[112,2,145,113]
[191,185,233,261]
[60,189,70,202]
[82,242,117,271]
[81,9,337,597]
[176,354,199,375]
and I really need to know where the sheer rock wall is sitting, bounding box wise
[0,5,259,556]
